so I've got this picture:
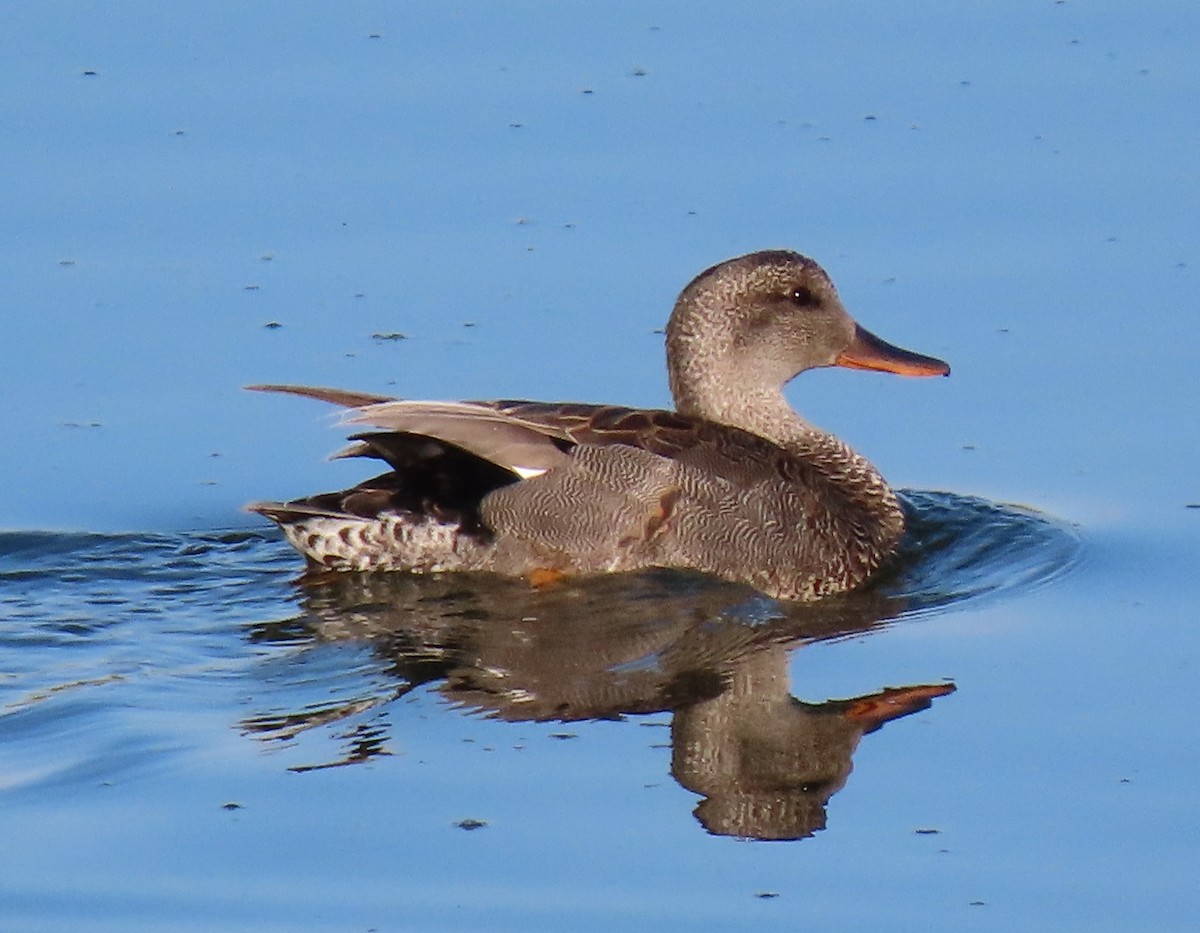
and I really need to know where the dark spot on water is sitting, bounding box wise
[864,114,877,121]
[1184,503,1200,510]
[59,259,75,266]
[631,67,647,77]
[455,819,487,831]
[264,321,282,329]
[371,332,407,342]
[755,892,779,899]
[171,129,186,136]
[368,33,381,39]
[82,69,98,77]
[260,254,273,261]
[970,901,987,907]
[915,828,941,835]
[549,732,577,740]
[243,284,260,291]
[222,802,243,810]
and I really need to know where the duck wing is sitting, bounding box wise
[248,385,573,479]
[246,383,396,408]
[249,384,822,497]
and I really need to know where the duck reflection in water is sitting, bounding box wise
[244,569,953,842]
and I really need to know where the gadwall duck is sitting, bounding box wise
[248,250,949,600]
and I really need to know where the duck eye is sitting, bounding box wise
[790,286,817,307]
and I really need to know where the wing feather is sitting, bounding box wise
[347,400,570,477]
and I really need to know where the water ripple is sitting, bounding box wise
[0,492,1079,790]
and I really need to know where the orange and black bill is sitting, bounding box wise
[835,324,950,377]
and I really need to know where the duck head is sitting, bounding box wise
[665,250,949,425]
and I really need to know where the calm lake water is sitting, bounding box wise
[3,3,1199,931]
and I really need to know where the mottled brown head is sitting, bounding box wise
[665,250,948,423]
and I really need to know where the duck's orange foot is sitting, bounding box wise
[526,567,568,589]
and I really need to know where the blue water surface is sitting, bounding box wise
[2,2,1199,931]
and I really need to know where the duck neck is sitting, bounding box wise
[673,375,906,552]
[671,369,820,451]
[720,389,813,447]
